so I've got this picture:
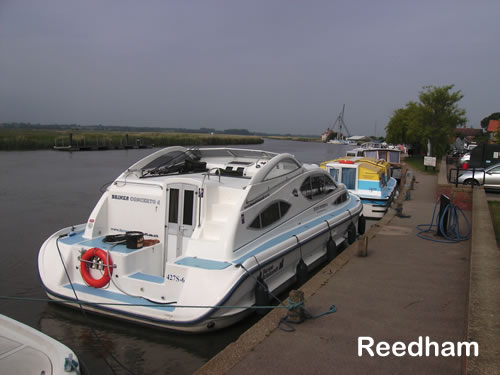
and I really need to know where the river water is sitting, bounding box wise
[0,139,353,375]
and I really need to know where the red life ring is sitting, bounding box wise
[80,248,113,288]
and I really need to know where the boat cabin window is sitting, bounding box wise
[263,158,301,181]
[300,175,337,200]
[168,189,180,224]
[249,201,291,229]
[183,190,194,225]
[328,168,339,182]
[334,192,349,205]
[364,150,377,159]
[389,151,400,163]
[377,151,387,160]
[380,173,387,187]
[341,168,356,190]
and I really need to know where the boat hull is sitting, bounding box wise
[361,199,391,218]
[0,314,81,375]
[38,198,363,333]
[38,146,364,333]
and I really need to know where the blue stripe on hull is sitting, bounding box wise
[362,198,390,206]
[358,180,380,190]
[234,196,361,264]
[43,198,362,330]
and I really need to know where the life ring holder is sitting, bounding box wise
[80,248,113,288]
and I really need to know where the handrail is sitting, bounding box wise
[113,179,164,190]
[206,168,222,182]
[448,167,486,188]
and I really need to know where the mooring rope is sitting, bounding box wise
[278,298,337,332]
[0,294,337,335]
[56,235,136,375]
[0,295,298,310]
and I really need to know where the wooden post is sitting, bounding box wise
[358,235,368,257]
[287,290,305,323]
[401,163,407,186]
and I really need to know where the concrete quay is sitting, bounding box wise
[195,166,500,375]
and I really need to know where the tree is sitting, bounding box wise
[418,85,467,158]
[385,85,466,158]
[480,112,500,130]
[386,101,428,154]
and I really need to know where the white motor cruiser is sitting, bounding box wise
[0,314,81,375]
[38,147,364,332]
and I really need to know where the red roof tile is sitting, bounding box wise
[455,127,482,136]
[488,120,500,132]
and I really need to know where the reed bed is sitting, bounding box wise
[0,129,264,150]
[267,136,320,142]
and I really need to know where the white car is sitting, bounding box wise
[457,163,500,190]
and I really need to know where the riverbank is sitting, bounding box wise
[0,128,264,150]
[196,167,499,375]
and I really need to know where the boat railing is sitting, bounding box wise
[448,167,485,188]
[205,168,222,182]
[113,179,164,190]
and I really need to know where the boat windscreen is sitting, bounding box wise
[140,150,206,177]
[195,148,275,160]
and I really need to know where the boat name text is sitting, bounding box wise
[262,259,284,279]
[112,194,160,205]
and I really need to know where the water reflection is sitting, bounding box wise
[0,140,352,374]
[38,303,260,375]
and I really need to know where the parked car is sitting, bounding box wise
[458,152,470,167]
[457,163,500,190]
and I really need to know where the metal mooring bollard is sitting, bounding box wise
[287,290,305,323]
[358,235,368,257]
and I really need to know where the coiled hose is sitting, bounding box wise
[417,197,471,243]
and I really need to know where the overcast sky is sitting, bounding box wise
[1,0,499,136]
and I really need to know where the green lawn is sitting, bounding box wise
[488,201,500,246]
[404,156,439,174]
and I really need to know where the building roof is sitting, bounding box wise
[347,135,370,141]
[455,127,482,137]
[488,120,500,132]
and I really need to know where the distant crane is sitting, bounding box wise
[332,104,351,139]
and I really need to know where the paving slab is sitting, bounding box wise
[196,170,478,375]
